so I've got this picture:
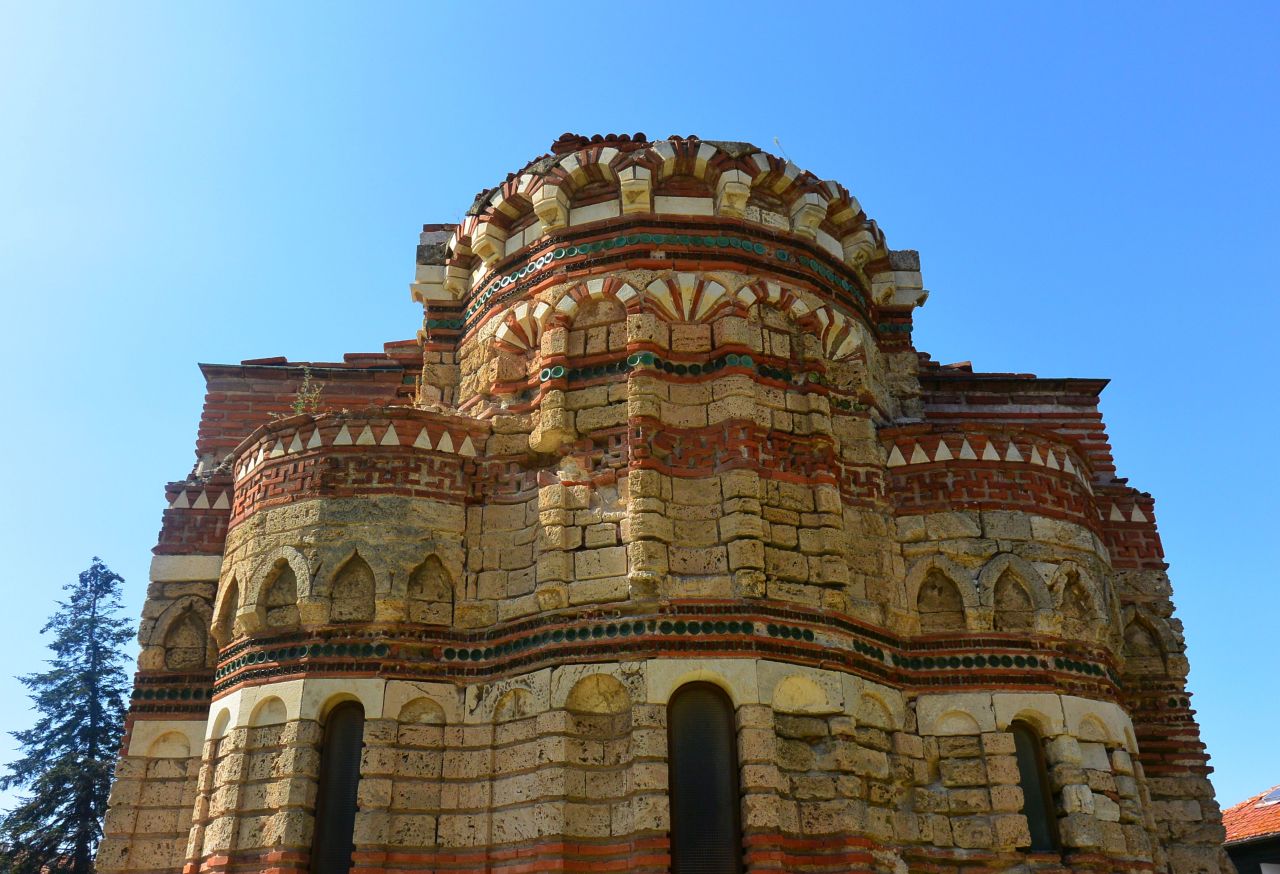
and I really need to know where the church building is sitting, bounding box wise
[97,133,1231,874]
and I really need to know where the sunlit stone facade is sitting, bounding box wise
[98,133,1231,874]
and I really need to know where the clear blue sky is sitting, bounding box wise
[0,2,1275,811]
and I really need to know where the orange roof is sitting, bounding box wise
[1224,785,1280,844]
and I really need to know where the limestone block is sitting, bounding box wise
[980,731,1016,756]
[914,787,948,813]
[992,813,1032,849]
[1111,749,1135,775]
[618,166,652,214]
[1050,763,1086,792]
[1151,799,1204,822]
[1087,769,1117,794]
[568,575,627,605]
[150,554,223,582]
[669,545,728,575]
[990,784,1024,813]
[536,551,573,584]
[1061,783,1096,815]
[1030,516,1098,554]
[924,511,981,540]
[1095,794,1123,822]
[765,546,808,581]
[951,816,994,849]
[942,762,988,798]
[1059,812,1102,848]
[1079,741,1111,772]
[1046,734,1083,766]
[532,184,569,232]
[938,736,983,758]
[948,788,991,814]
[575,546,628,580]
[893,732,924,758]
[929,813,954,847]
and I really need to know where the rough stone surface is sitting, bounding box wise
[98,134,1231,874]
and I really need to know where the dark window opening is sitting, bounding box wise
[1012,721,1061,853]
[667,683,743,874]
[311,702,365,874]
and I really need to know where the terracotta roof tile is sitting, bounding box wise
[1224,784,1280,844]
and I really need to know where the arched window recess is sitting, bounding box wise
[311,702,366,874]
[1011,721,1061,854]
[667,682,743,874]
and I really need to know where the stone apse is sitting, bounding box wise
[98,133,1231,874]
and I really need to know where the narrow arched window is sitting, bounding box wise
[311,702,365,874]
[668,683,743,874]
[1011,722,1060,853]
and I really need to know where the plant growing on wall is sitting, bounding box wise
[292,365,324,415]
[0,558,133,874]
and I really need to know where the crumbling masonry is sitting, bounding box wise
[98,133,1231,874]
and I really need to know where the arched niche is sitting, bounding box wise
[905,554,977,634]
[1010,721,1061,853]
[564,673,630,716]
[493,688,537,723]
[917,569,968,633]
[978,554,1052,632]
[249,696,287,727]
[771,675,836,715]
[406,556,453,626]
[992,570,1036,632]
[211,578,240,648]
[260,561,300,630]
[397,697,446,726]
[329,553,375,623]
[210,708,231,740]
[146,731,192,758]
[1058,568,1100,641]
[151,595,213,670]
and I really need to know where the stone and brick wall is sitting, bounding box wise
[98,133,1230,874]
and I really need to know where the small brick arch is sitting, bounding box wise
[734,280,812,321]
[643,273,733,323]
[492,299,553,353]
[551,276,639,323]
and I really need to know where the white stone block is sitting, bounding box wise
[992,692,1067,735]
[916,692,996,735]
[150,555,223,583]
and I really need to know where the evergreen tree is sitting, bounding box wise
[0,558,134,874]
